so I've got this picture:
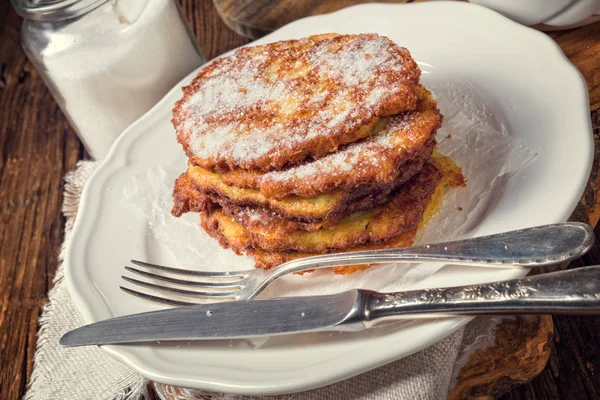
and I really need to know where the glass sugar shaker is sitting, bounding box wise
[12,0,205,159]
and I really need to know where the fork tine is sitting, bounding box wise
[121,276,239,298]
[130,260,246,279]
[120,286,200,307]
[124,266,243,289]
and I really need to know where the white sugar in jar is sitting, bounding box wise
[13,0,205,159]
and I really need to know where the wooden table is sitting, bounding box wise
[0,0,598,398]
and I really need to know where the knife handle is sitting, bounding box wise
[362,266,600,327]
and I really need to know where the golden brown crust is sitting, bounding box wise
[171,173,211,217]
[214,85,441,199]
[221,157,435,236]
[251,228,418,273]
[250,154,465,274]
[202,162,442,253]
[193,153,465,272]
[174,149,431,237]
[184,147,432,221]
[173,34,421,172]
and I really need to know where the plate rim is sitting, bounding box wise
[64,1,594,394]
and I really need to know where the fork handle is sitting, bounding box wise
[267,223,593,280]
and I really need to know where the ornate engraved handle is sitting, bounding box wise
[362,266,600,327]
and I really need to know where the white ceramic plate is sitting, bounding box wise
[65,1,593,395]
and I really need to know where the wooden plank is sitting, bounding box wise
[547,23,600,111]
[212,0,415,39]
[181,0,249,60]
[0,304,41,399]
[450,315,554,399]
[502,237,600,400]
[0,2,84,398]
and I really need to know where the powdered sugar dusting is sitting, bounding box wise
[175,34,419,169]
[265,112,418,183]
[235,206,265,223]
[312,37,401,84]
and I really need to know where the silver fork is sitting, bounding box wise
[121,222,594,306]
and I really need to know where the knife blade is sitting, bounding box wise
[60,290,365,346]
[61,266,600,347]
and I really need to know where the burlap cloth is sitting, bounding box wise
[24,161,501,400]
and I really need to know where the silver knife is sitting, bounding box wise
[61,266,600,347]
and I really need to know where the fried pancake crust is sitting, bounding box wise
[173,34,421,172]
[172,173,210,218]
[173,170,422,236]
[204,154,463,272]
[250,228,418,273]
[202,163,439,253]
[182,149,431,222]
[223,151,464,238]
[221,159,438,241]
[214,85,441,199]
[176,153,465,272]
[252,156,466,273]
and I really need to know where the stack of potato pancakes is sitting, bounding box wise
[171,33,464,274]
